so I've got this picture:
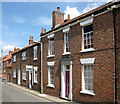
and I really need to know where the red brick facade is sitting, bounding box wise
[12,41,41,92]
[41,3,120,103]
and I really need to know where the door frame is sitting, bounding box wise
[61,61,72,100]
[17,69,21,85]
[29,70,33,89]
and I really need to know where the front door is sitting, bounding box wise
[61,61,72,100]
[29,71,32,88]
[65,65,70,98]
[65,70,70,97]
[18,69,21,85]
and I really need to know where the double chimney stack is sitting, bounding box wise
[41,7,70,33]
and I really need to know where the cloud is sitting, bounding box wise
[64,6,80,19]
[82,3,102,14]
[3,45,15,51]
[64,2,102,19]
[34,17,52,26]
[13,16,25,24]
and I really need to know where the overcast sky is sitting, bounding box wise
[1,0,113,56]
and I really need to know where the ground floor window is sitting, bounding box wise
[83,65,94,91]
[49,66,54,86]
[22,70,26,80]
[13,70,16,78]
[34,67,38,83]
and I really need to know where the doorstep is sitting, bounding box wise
[3,81,74,103]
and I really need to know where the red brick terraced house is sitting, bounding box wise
[40,1,120,103]
[12,36,42,92]
[2,49,20,81]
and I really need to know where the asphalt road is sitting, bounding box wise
[1,81,52,103]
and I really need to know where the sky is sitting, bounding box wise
[1,0,113,56]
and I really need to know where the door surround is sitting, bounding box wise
[61,61,72,100]
[17,69,21,85]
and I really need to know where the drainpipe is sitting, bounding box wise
[113,8,118,104]
[20,53,22,86]
[41,42,43,93]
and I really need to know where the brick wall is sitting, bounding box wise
[41,10,116,102]
[115,7,120,104]
[12,43,41,92]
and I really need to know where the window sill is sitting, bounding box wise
[47,84,55,88]
[62,52,71,55]
[80,48,95,53]
[33,58,38,60]
[22,79,26,81]
[13,77,16,78]
[22,59,26,61]
[80,90,95,96]
[34,81,37,84]
[47,55,55,58]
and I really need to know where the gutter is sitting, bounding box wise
[112,7,118,104]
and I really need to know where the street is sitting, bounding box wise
[1,81,52,103]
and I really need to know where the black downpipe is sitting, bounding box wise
[113,8,117,104]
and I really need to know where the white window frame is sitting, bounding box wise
[80,58,95,96]
[63,32,70,55]
[33,46,38,60]
[13,55,16,62]
[33,67,38,83]
[47,61,55,88]
[22,70,26,80]
[22,52,26,60]
[82,25,93,50]
[13,70,16,78]
[48,38,54,57]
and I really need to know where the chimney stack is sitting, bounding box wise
[52,7,64,28]
[68,14,70,20]
[9,51,14,55]
[29,36,33,45]
[14,47,20,52]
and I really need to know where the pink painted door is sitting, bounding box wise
[65,71,70,97]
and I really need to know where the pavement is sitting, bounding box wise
[3,81,78,103]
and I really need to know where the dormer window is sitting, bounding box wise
[22,52,26,60]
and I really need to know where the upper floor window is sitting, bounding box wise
[82,24,93,50]
[64,32,70,53]
[22,52,26,60]
[33,46,37,60]
[13,55,16,62]
[49,38,54,56]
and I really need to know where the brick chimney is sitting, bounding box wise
[14,48,20,52]
[9,51,14,55]
[52,7,64,28]
[29,36,33,45]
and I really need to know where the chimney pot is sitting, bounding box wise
[57,7,60,11]
[44,29,46,32]
[68,14,70,20]
[31,36,33,40]
[42,28,44,33]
